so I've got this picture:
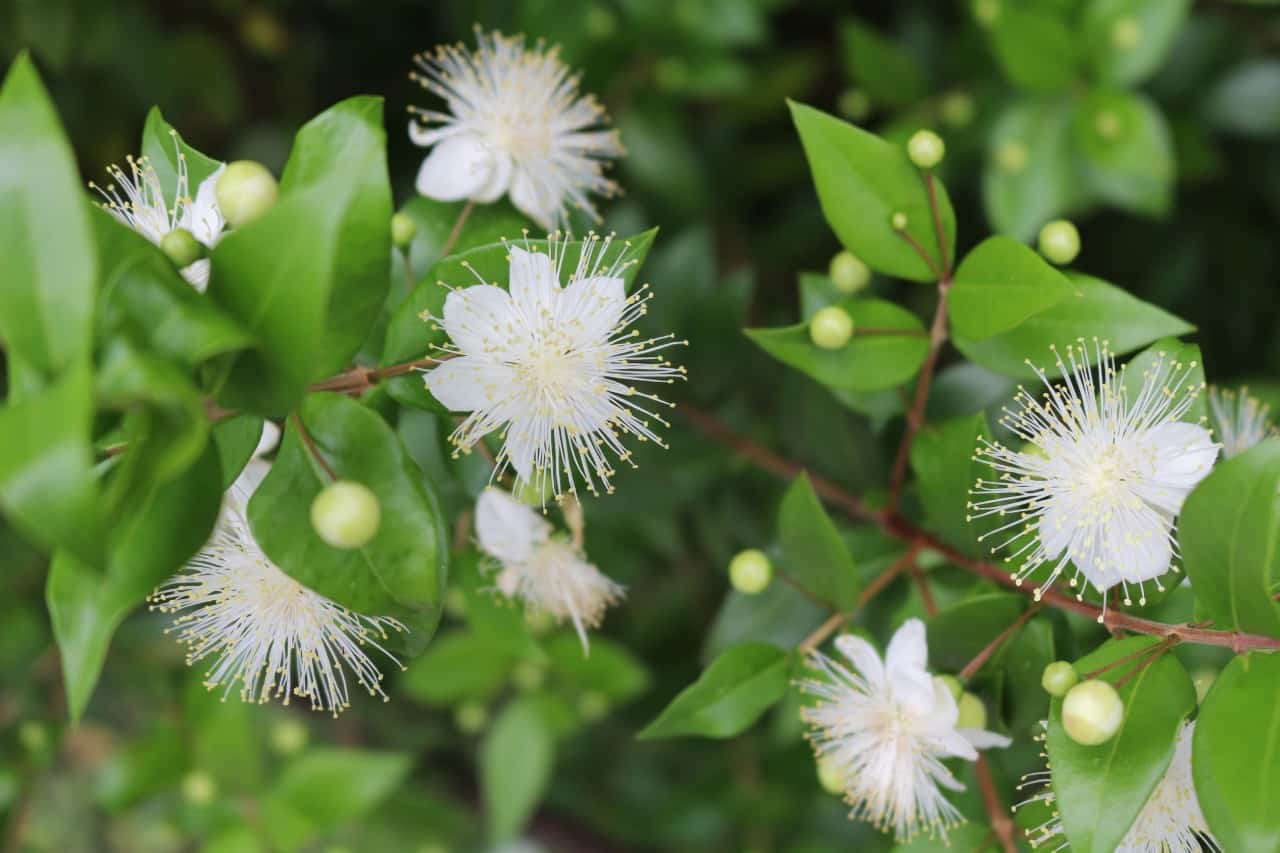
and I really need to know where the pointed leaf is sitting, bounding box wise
[639,643,790,739]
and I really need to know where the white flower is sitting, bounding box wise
[1207,385,1272,459]
[474,487,623,651]
[149,461,405,716]
[800,619,1011,842]
[1017,720,1220,852]
[91,134,226,291]
[408,29,623,229]
[968,340,1217,608]
[424,234,685,499]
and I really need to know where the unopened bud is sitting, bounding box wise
[890,211,909,231]
[455,701,488,734]
[957,692,988,730]
[310,480,381,549]
[907,130,946,170]
[1062,680,1124,746]
[996,141,1029,174]
[512,661,545,692]
[816,757,846,795]
[809,306,855,350]
[270,719,309,755]
[181,771,217,806]
[578,690,609,722]
[940,92,975,128]
[161,228,204,268]
[1111,16,1142,50]
[838,89,871,122]
[1041,660,1080,697]
[828,251,871,294]
[391,211,417,249]
[1038,220,1081,266]
[215,160,279,227]
[729,549,773,595]
[933,675,963,702]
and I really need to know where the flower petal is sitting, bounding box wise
[558,275,626,350]
[508,247,560,320]
[1107,510,1174,586]
[475,487,550,563]
[502,416,543,482]
[835,634,885,687]
[424,355,517,414]
[959,729,1012,751]
[938,729,979,762]
[1138,421,1218,514]
[441,284,522,358]
[472,149,513,204]
[186,164,226,246]
[886,618,929,675]
[415,134,498,202]
[509,169,561,230]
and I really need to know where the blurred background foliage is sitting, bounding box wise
[2,0,1279,850]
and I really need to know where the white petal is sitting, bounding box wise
[424,355,517,414]
[834,634,885,687]
[254,420,281,458]
[475,487,550,563]
[939,730,979,761]
[503,416,542,482]
[441,285,522,358]
[181,259,212,293]
[558,274,626,350]
[1139,421,1218,514]
[886,619,929,675]
[415,134,498,202]
[187,164,226,246]
[508,247,560,319]
[959,729,1012,751]
[228,458,271,514]
[890,665,936,715]
[509,169,561,230]
[1037,496,1073,560]
[1109,512,1174,585]
[472,149,514,204]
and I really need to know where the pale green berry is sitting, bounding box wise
[890,211,909,231]
[933,674,963,702]
[578,690,610,722]
[809,306,855,350]
[995,140,1029,174]
[270,719,309,755]
[390,212,417,249]
[816,757,846,795]
[1062,680,1124,746]
[828,251,871,294]
[310,480,381,549]
[728,549,773,594]
[513,661,546,691]
[940,92,975,128]
[215,160,279,227]
[957,692,988,730]
[1111,16,1142,50]
[1038,220,1081,266]
[455,701,488,733]
[160,228,203,268]
[181,771,217,806]
[1041,661,1080,697]
[907,129,946,170]
[1094,110,1122,141]
[838,89,871,122]
[973,0,1000,26]
[1192,668,1217,704]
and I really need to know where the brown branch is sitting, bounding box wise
[798,545,919,653]
[976,755,1017,853]
[908,560,938,617]
[959,604,1042,682]
[925,173,950,277]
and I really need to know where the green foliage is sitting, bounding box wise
[640,644,791,739]
[481,698,555,840]
[949,235,1072,340]
[777,474,860,609]
[910,414,992,556]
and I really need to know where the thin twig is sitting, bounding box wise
[908,559,938,617]
[291,413,337,481]
[976,754,1017,853]
[959,604,1042,682]
[439,200,475,259]
[798,545,919,653]
[1082,636,1178,681]
[924,173,950,277]
[897,229,944,281]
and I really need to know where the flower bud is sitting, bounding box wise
[181,771,217,806]
[1111,16,1141,50]
[933,674,963,702]
[890,211,909,231]
[838,89,871,122]
[1041,660,1079,697]
[940,92,975,128]
[728,549,773,595]
[957,692,988,730]
[310,480,381,549]
[390,211,417,249]
[829,251,871,294]
[455,701,488,733]
[816,757,846,795]
[1062,679,1124,746]
[973,0,1000,26]
[995,141,1029,174]
[578,690,609,722]
[215,160,279,227]
[512,661,546,692]
[270,719,309,755]
[1094,110,1122,141]
[1038,220,1081,266]
[160,228,204,269]
[809,306,855,350]
[907,130,946,170]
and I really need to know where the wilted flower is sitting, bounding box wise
[474,487,623,651]
[1207,385,1272,459]
[968,340,1217,608]
[800,619,1011,842]
[1017,720,1220,852]
[408,29,623,229]
[91,133,225,291]
[424,233,685,499]
[149,461,405,716]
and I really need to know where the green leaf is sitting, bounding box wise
[46,445,222,720]
[264,748,411,852]
[1194,652,1280,853]
[1047,636,1196,852]
[928,593,1026,674]
[212,415,266,488]
[0,53,96,383]
[0,362,103,561]
[955,273,1193,379]
[777,473,861,609]
[1073,90,1175,217]
[1205,60,1280,137]
[949,236,1073,340]
[139,105,222,204]
[381,229,657,412]
[481,698,555,841]
[1082,0,1191,87]
[911,414,992,556]
[400,630,518,706]
[1179,439,1280,637]
[839,19,927,109]
[746,298,929,392]
[703,583,827,662]
[984,5,1080,93]
[788,101,955,282]
[211,96,391,415]
[248,393,447,636]
[544,633,650,702]
[639,643,790,739]
[983,97,1080,241]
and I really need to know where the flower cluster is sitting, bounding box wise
[800,619,1010,842]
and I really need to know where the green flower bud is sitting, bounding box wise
[1094,110,1122,141]
[933,674,963,702]
[578,690,610,722]
[1062,680,1124,746]
[809,306,855,350]
[907,129,946,170]
[816,757,846,795]
[1111,16,1142,50]
[181,771,217,806]
[512,661,546,692]
[1041,660,1080,697]
[270,719,309,755]
[455,701,488,734]
[390,211,417,249]
[940,92,975,128]
[160,228,204,269]
[957,692,988,730]
[310,480,381,550]
[995,140,1029,174]
[973,0,1000,26]
[215,160,279,227]
[728,548,773,594]
[838,89,872,122]
[828,251,871,294]
[1038,220,1081,266]
[890,211,909,231]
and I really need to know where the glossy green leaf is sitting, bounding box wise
[788,101,955,282]
[839,19,927,109]
[949,236,1073,340]
[777,474,861,609]
[0,53,96,384]
[928,593,1026,674]
[248,393,447,637]
[1179,439,1280,637]
[212,415,266,488]
[400,630,519,705]
[1073,90,1174,217]
[1194,652,1280,853]
[544,633,650,702]
[46,445,222,721]
[211,96,390,415]
[910,413,992,556]
[983,97,1080,241]
[985,5,1079,93]
[955,273,1193,379]
[1205,60,1280,137]
[1047,636,1196,852]
[1082,0,1191,86]
[639,643,790,739]
[481,698,555,840]
[703,583,827,662]
[746,298,928,392]
[139,105,222,204]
